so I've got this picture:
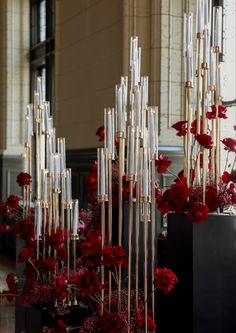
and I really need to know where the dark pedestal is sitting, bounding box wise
[165,213,236,333]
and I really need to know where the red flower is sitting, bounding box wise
[195,134,213,149]
[6,273,18,295]
[49,320,67,333]
[169,177,190,213]
[71,270,103,297]
[34,257,58,272]
[98,312,126,333]
[155,154,172,173]
[222,171,231,184]
[15,219,34,241]
[81,235,101,256]
[102,245,127,268]
[55,276,68,301]
[6,195,20,209]
[96,126,105,142]
[221,138,236,153]
[156,189,171,215]
[206,105,228,120]
[16,172,32,187]
[136,314,156,332]
[47,228,65,250]
[18,247,34,263]
[171,120,188,136]
[153,267,177,295]
[187,203,209,224]
[229,170,236,183]
[0,202,9,218]
[57,246,67,261]
[191,119,203,135]
[205,186,218,212]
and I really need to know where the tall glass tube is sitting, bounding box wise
[148,107,158,158]
[104,108,115,160]
[196,0,204,34]
[72,200,79,235]
[97,148,108,199]
[65,168,72,204]
[212,6,223,50]
[127,126,136,180]
[35,200,42,237]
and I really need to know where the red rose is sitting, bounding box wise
[16,172,32,187]
[102,245,127,268]
[18,247,34,263]
[171,120,188,136]
[71,270,103,297]
[205,186,218,212]
[15,219,34,240]
[222,171,231,184]
[191,119,203,135]
[0,202,9,218]
[6,273,18,295]
[98,312,126,333]
[155,154,172,173]
[153,267,177,295]
[136,314,156,332]
[6,194,20,209]
[206,105,228,120]
[187,203,209,224]
[195,133,213,149]
[96,126,105,142]
[169,177,190,213]
[55,276,68,301]
[47,228,65,250]
[229,170,236,183]
[221,138,236,153]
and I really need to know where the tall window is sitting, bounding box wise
[30,0,55,110]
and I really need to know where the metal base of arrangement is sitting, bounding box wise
[162,212,236,333]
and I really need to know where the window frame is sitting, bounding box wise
[30,0,55,111]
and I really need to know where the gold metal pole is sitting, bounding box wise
[128,179,134,331]
[196,35,203,186]
[151,159,156,319]
[101,199,106,315]
[215,47,220,190]
[108,158,113,311]
[143,200,148,333]
[118,135,125,308]
[202,63,208,204]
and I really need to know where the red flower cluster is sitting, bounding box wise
[136,314,156,332]
[221,138,236,153]
[195,133,213,149]
[187,203,209,224]
[18,247,34,263]
[47,228,65,250]
[71,270,103,297]
[6,195,20,209]
[55,276,68,301]
[206,105,228,120]
[222,170,236,184]
[98,312,126,333]
[102,245,127,268]
[6,273,18,295]
[155,154,172,173]
[16,172,32,187]
[49,320,67,333]
[153,267,177,295]
[171,120,188,136]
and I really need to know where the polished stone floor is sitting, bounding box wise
[0,255,15,333]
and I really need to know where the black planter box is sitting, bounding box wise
[164,213,236,333]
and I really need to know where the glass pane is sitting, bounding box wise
[221,0,236,101]
[39,0,46,42]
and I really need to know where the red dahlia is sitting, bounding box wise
[71,270,103,297]
[6,194,20,209]
[98,312,126,333]
[171,120,188,136]
[195,133,213,149]
[96,126,105,142]
[155,154,172,173]
[102,245,127,268]
[153,267,177,295]
[16,172,32,187]
[187,203,209,224]
[206,105,228,120]
[221,138,236,153]
[136,314,156,332]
